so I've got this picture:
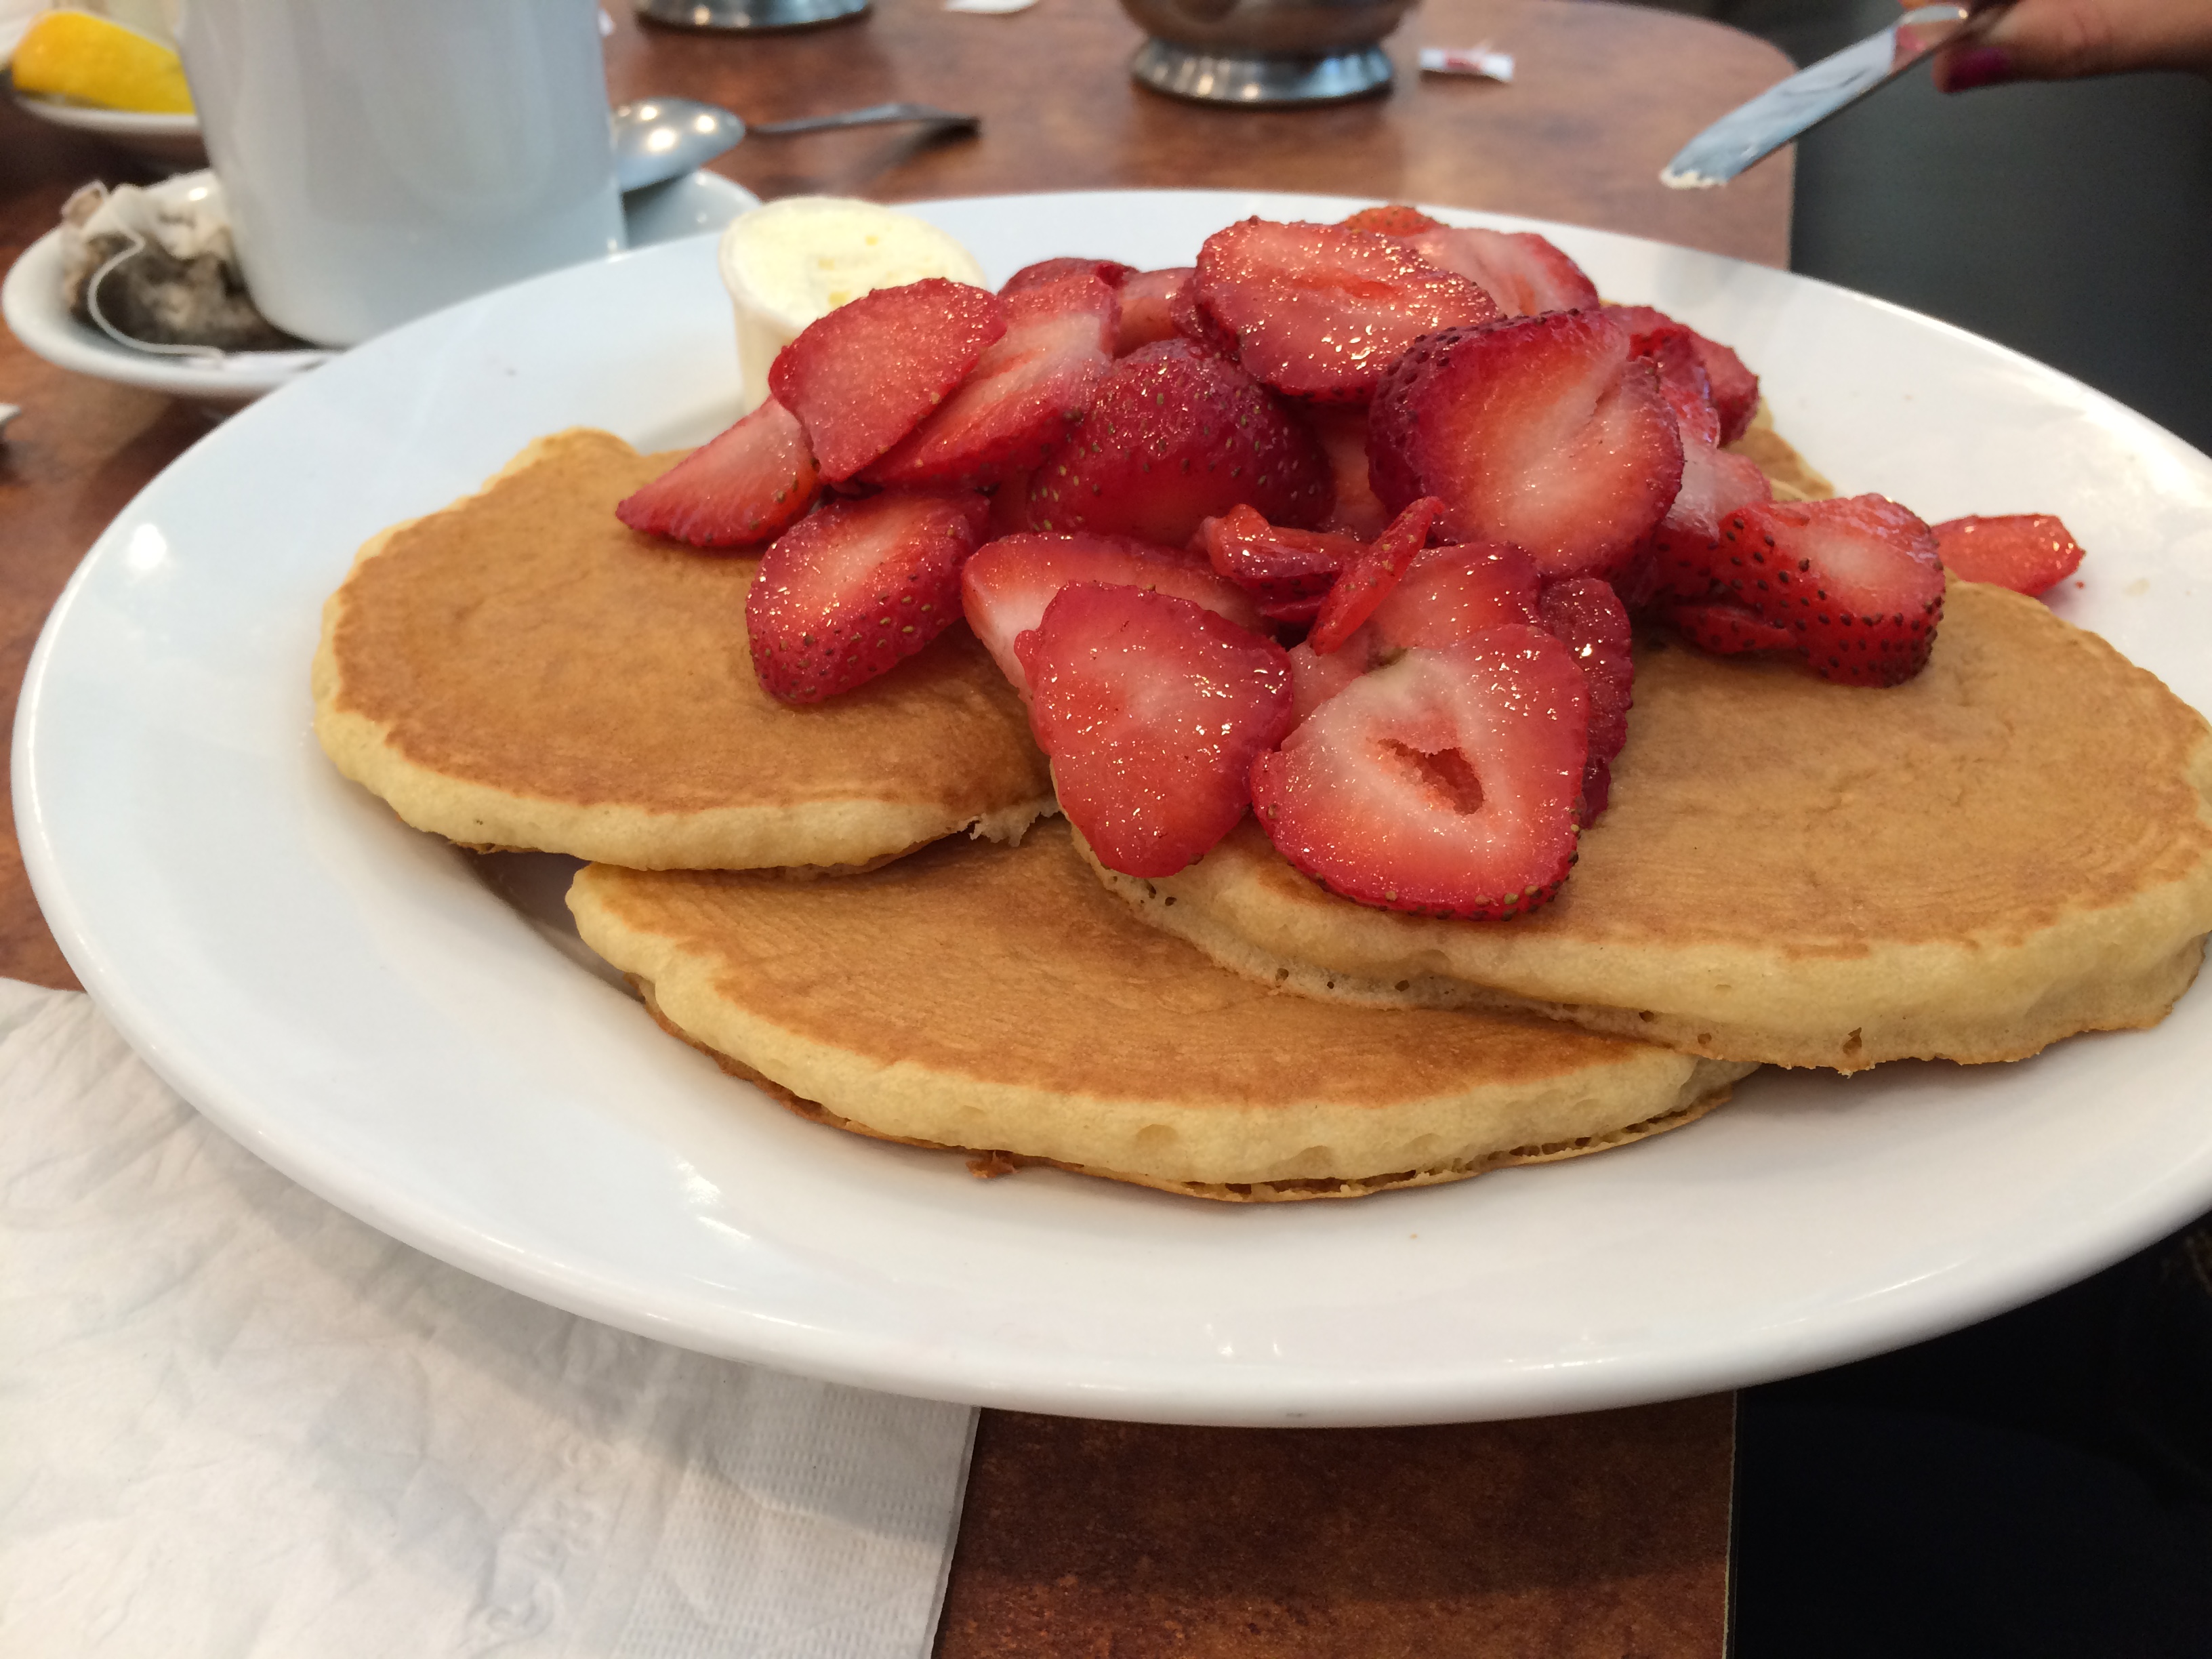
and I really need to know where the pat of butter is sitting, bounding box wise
[717,197,989,412]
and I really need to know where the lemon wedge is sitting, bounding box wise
[12,10,194,116]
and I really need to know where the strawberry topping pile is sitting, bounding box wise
[617,205,2089,921]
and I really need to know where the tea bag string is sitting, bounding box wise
[83,229,228,361]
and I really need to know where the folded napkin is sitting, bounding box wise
[0,979,976,1658]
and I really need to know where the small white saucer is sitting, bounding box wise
[0,169,760,413]
[10,92,207,168]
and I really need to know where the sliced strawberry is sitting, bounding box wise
[1002,257,1133,297]
[962,530,1265,693]
[1666,599,1798,657]
[1715,495,1944,686]
[1400,227,1601,318]
[1025,339,1332,546]
[1932,514,2085,595]
[747,491,990,703]
[1116,267,1192,355]
[1368,311,1683,580]
[1198,504,1362,621]
[1695,337,1760,446]
[1287,629,1380,724]
[615,396,821,548]
[864,273,1117,489]
[1616,421,1774,609]
[1307,405,1391,539]
[1018,583,1293,876]
[1536,577,1633,824]
[1250,627,1589,920]
[1309,497,1441,655]
[1340,203,1444,235]
[1193,218,1498,402]
[1368,541,1544,649]
[1666,438,1771,545]
[1168,271,1240,359]
[769,278,1006,483]
[1602,305,1759,444]
[1645,328,1722,448]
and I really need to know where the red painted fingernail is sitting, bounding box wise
[1942,45,2013,91]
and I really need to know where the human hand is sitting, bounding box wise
[1928,0,2212,89]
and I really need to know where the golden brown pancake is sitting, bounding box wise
[1092,581,2212,1072]
[313,428,1054,870]
[567,820,1755,1200]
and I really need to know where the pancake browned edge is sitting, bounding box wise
[312,428,1054,872]
[1091,580,2212,1073]
[567,820,1755,1202]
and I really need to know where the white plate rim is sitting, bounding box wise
[18,186,2212,1427]
[11,89,200,136]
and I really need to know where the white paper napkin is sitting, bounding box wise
[0,979,977,1659]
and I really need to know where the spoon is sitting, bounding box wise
[612,98,746,192]
[613,96,982,192]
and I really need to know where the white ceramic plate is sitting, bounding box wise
[19,189,2212,1427]
[1,169,757,411]
[10,90,205,166]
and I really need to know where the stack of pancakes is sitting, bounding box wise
[313,423,2212,1200]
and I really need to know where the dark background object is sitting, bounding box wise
[1616,3,2212,1646]
[1646,0,2212,452]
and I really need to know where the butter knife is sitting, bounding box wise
[1661,3,1998,188]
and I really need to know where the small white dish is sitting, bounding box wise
[10,91,206,167]
[18,189,2212,1427]
[0,169,758,413]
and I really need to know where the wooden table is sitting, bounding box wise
[1,2,1793,1651]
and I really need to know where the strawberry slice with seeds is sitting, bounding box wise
[1603,305,1760,444]
[1026,339,1332,546]
[1536,577,1633,824]
[1117,267,1193,354]
[1193,218,1498,402]
[1666,600,1799,657]
[1368,311,1683,580]
[1168,272,1239,359]
[615,396,821,548]
[1401,227,1600,318]
[865,272,1118,489]
[769,278,1006,483]
[1716,495,1945,686]
[1340,203,1445,235]
[1645,328,1722,448]
[1308,496,1442,655]
[1616,411,1773,609]
[1250,626,1590,920]
[1287,629,1381,724]
[1198,504,1362,621]
[1932,514,2085,595]
[1368,541,1544,649]
[1002,257,1133,297]
[747,490,990,703]
[962,530,1265,694]
[1308,404,1391,539]
[1018,582,1294,876]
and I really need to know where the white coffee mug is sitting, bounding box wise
[178,0,625,347]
